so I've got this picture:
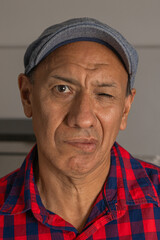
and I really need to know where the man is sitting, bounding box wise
[0,18,160,239]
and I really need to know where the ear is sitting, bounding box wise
[18,73,33,118]
[120,88,136,131]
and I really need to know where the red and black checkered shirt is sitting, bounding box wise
[0,142,160,239]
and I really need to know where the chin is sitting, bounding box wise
[67,155,99,176]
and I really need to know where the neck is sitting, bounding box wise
[36,155,110,232]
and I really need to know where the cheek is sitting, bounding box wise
[99,106,124,140]
[31,98,62,142]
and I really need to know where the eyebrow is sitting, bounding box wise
[51,75,81,86]
[96,83,117,88]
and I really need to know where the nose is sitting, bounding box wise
[66,92,97,129]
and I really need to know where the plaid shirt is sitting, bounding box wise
[0,142,160,240]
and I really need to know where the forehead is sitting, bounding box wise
[46,41,125,68]
[33,41,128,86]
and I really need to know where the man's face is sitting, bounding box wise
[19,41,135,177]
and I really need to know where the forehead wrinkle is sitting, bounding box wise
[47,49,110,72]
[85,67,118,88]
[54,61,110,73]
[74,59,113,74]
[47,62,106,87]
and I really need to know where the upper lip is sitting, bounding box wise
[64,138,98,144]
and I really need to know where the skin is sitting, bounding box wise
[18,41,136,232]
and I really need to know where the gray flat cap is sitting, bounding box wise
[24,17,138,88]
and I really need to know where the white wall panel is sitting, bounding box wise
[0,142,34,177]
[0,47,25,118]
[0,0,160,46]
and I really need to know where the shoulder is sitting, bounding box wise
[116,142,160,171]
[0,169,19,206]
[114,142,160,185]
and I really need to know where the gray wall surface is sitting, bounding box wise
[0,0,160,177]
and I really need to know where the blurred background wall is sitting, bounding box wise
[0,0,160,177]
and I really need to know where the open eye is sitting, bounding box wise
[55,85,71,93]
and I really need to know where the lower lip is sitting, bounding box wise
[66,142,97,153]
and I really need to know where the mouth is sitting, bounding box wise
[64,138,98,153]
